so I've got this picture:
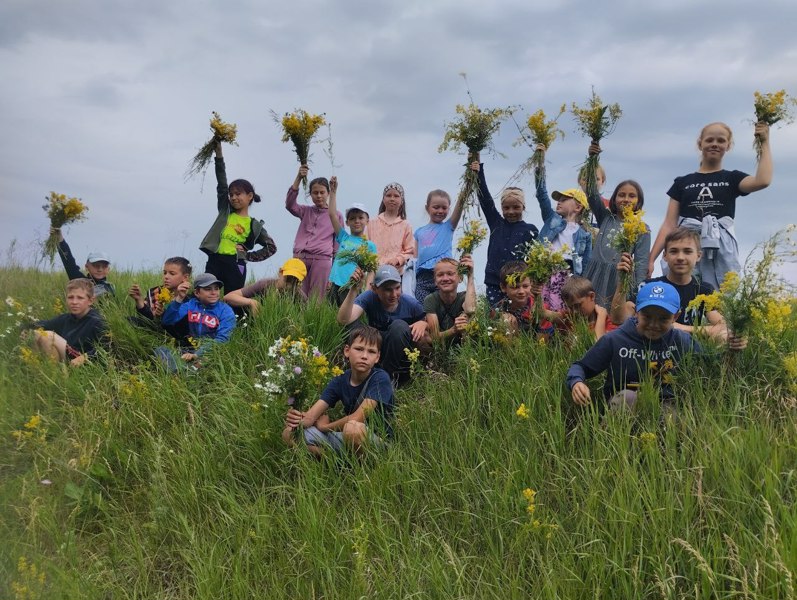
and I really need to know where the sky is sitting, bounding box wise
[1,0,795,285]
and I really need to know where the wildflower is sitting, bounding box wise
[455,220,488,274]
[403,347,422,377]
[186,111,238,180]
[571,89,622,197]
[516,105,567,179]
[273,109,326,189]
[686,291,721,325]
[522,488,537,514]
[439,102,514,212]
[294,366,303,375]
[468,358,480,373]
[753,90,797,159]
[638,432,657,447]
[42,192,89,261]
[336,245,380,290]
[516,403,529,419]
[611,206,648,296]
[513,239,571,287]
[155,286,173,305]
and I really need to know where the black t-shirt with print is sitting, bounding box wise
[631,275,715,326]
[667,170,749,220]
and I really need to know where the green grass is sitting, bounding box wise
[1,267,796,599]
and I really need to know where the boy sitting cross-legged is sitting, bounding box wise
[25,278,107,367]
[282,326,395,456]
[155,272,236,371]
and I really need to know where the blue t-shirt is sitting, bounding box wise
[329,230,378,287]
[319,367,395,435]
[414,221,455,271]
[354,290,425,331]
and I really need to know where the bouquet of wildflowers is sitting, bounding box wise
[455,219,488,274]
[186,111,238,181]
[753,90,796,160]
[694,227,796,338]
[439,102,513,213]
[511,240,570,322]
[273,109,326,189]
[611,206,648,297]
[571,90,622,197]
[516,105,566,180]
[255,336,343,411]
[42,192,88,262]
[336,245,380,291]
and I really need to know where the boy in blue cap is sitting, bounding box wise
[566,281,745,411]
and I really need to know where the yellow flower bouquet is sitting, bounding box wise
[273,109,326,189]
[439,103,513,212]
[185,111,238,181]
[610,206,647,296]
[753,90,796,159]
[516,105,566,180]
[455,219,488,274]
[42,192,88,262]
[571,90,622,197]
[336,244,380,291]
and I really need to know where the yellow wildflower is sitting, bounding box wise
[516,403,529,419]
[155,286,173,305]
[209,111,238,143]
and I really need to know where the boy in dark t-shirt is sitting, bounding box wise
[25,278,107,366]
[610,228,728,340]
[52,228,115,298]
[423,255,477,346]
[282,326,394,456]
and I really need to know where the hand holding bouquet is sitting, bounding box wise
[42,192,88,262]
[571,90,622,197]
[752,90,796,160]
[273,109,326,189]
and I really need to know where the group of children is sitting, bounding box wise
[26,120,773,455]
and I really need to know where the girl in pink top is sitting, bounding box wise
[285,165,343,299]
[368,182,415,274]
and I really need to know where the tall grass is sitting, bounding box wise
[1,267,796,599]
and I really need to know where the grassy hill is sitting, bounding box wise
[1,267,796,599]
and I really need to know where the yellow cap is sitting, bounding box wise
[552,188,588,210]
[281,258,307,282]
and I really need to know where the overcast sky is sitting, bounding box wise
[1,0,795,284]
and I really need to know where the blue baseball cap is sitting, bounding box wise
[635,281,680,314]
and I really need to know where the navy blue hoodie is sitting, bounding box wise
[566,317,700,401]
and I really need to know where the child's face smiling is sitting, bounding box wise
[698,124,731,164]
[347,211,368,235]
[344,339,381,376]
[501,199,524,223]
[433,262,460,294]
[163,264,189,291]
[85,261,110,281]
[427,196,450,224]
[195,284,221,305]
[310,183,329,208]
[636,306,677,341]
[664,239,701,279]
[502,277,531,308]
[66,289,93,318]
[615,184,639,213]
[382,189,403,214]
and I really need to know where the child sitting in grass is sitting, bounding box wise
[224,258,308,314]
[543,276,616,341]
[566,281,746,413]
[423,256,476,346]
[610,227,728,340]
[51,227,115,297]
[155,273,236,371]
[282,326,394,456]
[25,278,107,367]
[491,261,553,337]
[128,257,192,341]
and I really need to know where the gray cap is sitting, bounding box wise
[345,203,370,218]
[86,251,111,264]
[194,272,224,289]
[373,265,401,287]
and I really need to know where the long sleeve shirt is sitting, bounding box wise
[285,187,342,257]
[56,239,115,297]
[34,309,108,357]
[477,165,539,287]
[161,297,236,356]
[367,214,416,272]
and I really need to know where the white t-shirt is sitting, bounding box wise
[552,222,580,253]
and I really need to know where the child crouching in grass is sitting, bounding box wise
[24,278,107,367]
[543,276,616,341]
[282,326,394,456]
[491,261,553,337]
[155,273,236,372]
[566,281,746,413]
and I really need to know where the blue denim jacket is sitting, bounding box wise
[535,179,592,275]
